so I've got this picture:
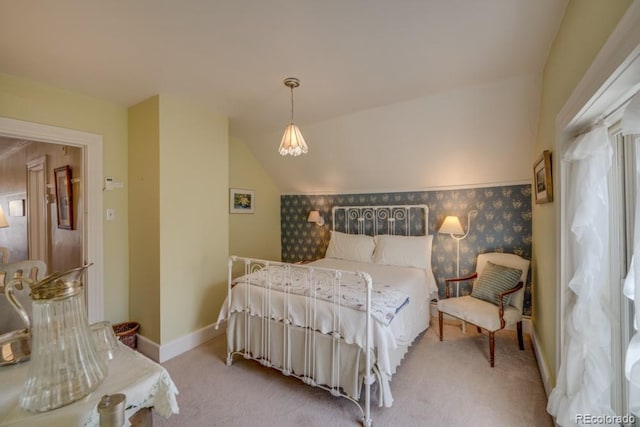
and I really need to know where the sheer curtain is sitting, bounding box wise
[622,92,640,417]
[547,125,614,426]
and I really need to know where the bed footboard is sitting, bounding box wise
[223,256,374,427]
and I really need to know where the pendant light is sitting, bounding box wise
[279,77,308,156]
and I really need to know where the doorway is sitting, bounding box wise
[0,117,104,322]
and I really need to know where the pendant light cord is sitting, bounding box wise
[290,86,295,123]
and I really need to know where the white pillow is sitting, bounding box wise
[373,234,433,269]
[325,231,375,263]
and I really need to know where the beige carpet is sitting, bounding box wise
[153,318,552,427]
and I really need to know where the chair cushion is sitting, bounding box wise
[437,296,522,331]
[471,261,522,306]
[475,253,529,312]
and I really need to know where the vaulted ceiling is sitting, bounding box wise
[0,1,568,193]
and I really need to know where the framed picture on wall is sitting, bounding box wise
[229,188,255,214]
[533,150,553,204]
[8,199,25,216]
[54,165,73,229]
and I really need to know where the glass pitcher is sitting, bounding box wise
[0,260,46,366]
[5,264,107,412]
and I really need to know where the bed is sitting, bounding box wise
[216,205,437,426]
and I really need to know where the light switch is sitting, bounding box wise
[106,209,115,221]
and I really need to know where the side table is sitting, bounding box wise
[0,344,179,426]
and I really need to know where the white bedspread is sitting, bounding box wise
[216,257,437,377]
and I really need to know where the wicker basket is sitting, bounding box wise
[112,321,140,349]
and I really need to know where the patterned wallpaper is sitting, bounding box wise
[281,184,533,316]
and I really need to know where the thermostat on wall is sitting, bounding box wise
[104,177,124,191]
[105,177,115,191]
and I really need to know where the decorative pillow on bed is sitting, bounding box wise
[372,234,433,269]
[325,231,376,263]
[470,261,523,306]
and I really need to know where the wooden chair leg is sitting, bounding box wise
[489,331,495,367]
[517,321,524,350]
[438,311,443,341]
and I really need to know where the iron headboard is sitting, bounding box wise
[331,204,429,236]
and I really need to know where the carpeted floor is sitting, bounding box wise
[153,318,552,427]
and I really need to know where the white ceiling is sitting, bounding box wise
[0,1,568,193]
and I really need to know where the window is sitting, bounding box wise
[550,121,639,425]
[608,127,637,418]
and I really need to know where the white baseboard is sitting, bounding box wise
[136,334,160,362]
[530,324,553,398]
[136,322,226,363]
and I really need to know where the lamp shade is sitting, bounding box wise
[0,206,8,228]
[307,210,324,226]
[279,123,308,156]
[439,216,463,235]
[307,211,321,223]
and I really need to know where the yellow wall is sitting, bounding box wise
[0,73,278,348]
[533,0,632,384]
[159,96,228,343]
[229,136,281,263]
[129,95,229,344]
[128,96,161,342]
[0,73,130,323]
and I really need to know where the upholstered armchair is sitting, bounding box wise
[437,252,530,367]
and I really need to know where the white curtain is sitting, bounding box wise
[547,125,614,426]
[623,161,640,418]
[622,91,640,417]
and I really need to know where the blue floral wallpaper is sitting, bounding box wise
[280,184,533,316]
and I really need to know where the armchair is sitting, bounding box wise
[437,252,530,367]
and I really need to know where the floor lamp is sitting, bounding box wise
[438,210,478,297]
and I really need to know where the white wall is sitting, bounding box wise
[249,74,540,194]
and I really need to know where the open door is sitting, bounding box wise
[26,156,49,268]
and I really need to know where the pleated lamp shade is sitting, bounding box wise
[279,123,308,156]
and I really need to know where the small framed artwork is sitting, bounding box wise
[54,165,73,229]
[533,150,553,204]
[8,199,25,216]
[230,188,255,214]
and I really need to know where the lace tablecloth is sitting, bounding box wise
[0,343,179,426]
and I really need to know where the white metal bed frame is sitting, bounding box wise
[225,204,429,427]
[331,204,428,235]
